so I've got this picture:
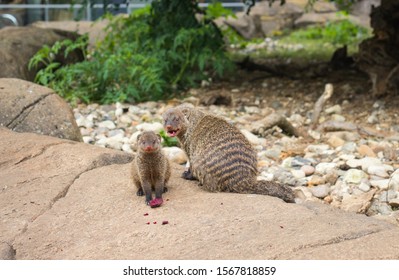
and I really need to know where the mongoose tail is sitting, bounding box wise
[253,180,295,203]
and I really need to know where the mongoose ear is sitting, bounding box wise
[137,133,142,141]
[156,134,162,142]
[180,107,191,118]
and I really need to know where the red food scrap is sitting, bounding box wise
[149,198,163,208]
[162,221,169,225]
[146,222,150,225]
[153,221,157,224]
[143,213,149,216]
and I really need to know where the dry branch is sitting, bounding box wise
[311,83,334,129]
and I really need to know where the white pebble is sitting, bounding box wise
[98,120,116,130]
[367,165,389,178]
[306,144,330,153]
[119,114,132,124]
[162,147,188,164]
[291,169,306,179]
[82,136,94,144]
[105,138,123,150]
[388,171,399,191]
[310,184,330,198]
[370,179,390,190]
[346,158,362,168]
[136,122,164,133]
[343,169,367,184]
[293,186,314,200]
[360,157,383,171]
[315,162,337,175]
[325,105,342,115]
[358,180,371,192]
[331,114,346,122]
[301,165,315,176]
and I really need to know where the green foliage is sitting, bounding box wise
[159,130,179,147]
[204,1,235,20]
[28,35,89,103]
[229,14,371,64]
[30,0,234,105]
[287,17,370,46]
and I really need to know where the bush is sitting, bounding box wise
[287,17,370,46]
[30,0,234,105]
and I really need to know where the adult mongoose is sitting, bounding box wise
[162,106,295,203]
[131,131,171,207]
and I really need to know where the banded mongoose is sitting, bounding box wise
[131,131,171,207]
[162,106,295,203]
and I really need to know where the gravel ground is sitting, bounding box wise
[73,71,399,225]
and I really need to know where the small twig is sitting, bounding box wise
[311,83,334,130]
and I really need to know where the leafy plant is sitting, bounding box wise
[28,35,92,104]
[287,16,370,46]
[29,0,234,105]
[28,34,88,86]
[159,129,179,147]
[204,1,235,20]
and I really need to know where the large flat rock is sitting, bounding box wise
[1,128,399,259]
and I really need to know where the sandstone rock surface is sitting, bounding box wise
[1,128,399,259]
[32,20,108,50]
[0,78,82,141]
[0,26,83,81]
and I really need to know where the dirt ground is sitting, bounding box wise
[190,63,399,136]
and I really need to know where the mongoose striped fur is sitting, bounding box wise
[131,131,171,205]
[162,106,295,203]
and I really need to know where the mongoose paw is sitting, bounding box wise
[182,171,196,180]
[136,189,144,196]
[163,187,168,193]
[149,198,163,208]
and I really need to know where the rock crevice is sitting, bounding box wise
[6,93,52,129]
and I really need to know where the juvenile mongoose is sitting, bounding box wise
[162,106,295,203]
[131,131,171,207]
